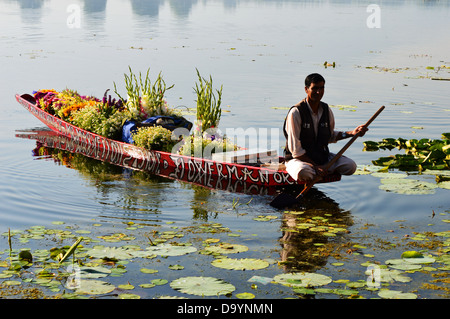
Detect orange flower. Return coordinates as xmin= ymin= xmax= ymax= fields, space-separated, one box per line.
xmin=61 ymin=100 xmax=97 ymax=118
xmin=39 ymin=89 xmax=58 ymax=94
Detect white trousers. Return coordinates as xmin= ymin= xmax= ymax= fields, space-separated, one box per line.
xmin=285 ymin=153 xmax=357 ymax=182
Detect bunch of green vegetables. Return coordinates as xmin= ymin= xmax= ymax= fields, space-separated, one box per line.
xmin=194 ymin=68 xmax=222 ymax=133
xmin=114 ymin=67 xmax=176 ymax=121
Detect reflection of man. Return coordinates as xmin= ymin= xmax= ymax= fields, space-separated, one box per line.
xmin=278 ymin=191 xmax=350 ymax=273
xmin=283 ymin=73 xmax=367 ymax=181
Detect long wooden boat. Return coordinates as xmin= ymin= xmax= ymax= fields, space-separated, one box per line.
xmin=15 ymin=93 xmax=341 ymax=190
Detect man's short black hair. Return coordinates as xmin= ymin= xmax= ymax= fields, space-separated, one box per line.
xmin=305 ymin=73 xmax=325 ymax=88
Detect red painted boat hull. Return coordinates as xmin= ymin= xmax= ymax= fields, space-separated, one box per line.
xmin=16 ymin=93 xmax=341 ymax=189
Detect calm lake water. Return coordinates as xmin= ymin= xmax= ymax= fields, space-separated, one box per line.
xmin=0 ymin=0 xmax=449 ymax=301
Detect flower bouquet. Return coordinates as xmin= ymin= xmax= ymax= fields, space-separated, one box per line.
xmin=34 ymin=88 xmax=129 ymax=139
xmin=33 ymin=68 xmax=181 ymax=141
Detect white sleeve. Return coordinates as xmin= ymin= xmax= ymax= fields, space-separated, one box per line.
xmin=285 ymin=108 xmax=306 ymax=158
xmin=328 ymin=107 xmax=340 ymax=143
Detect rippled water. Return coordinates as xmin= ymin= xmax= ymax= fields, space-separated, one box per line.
xmin=0 ymin=0 xmax=449 ymax=300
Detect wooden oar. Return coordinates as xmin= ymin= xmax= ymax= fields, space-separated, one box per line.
xmin=270 ymin=105 xmax=385 ymax=209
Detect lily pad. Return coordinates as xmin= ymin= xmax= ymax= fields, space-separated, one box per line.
xmin=378 ymin=289 xmax=417 ymax=299
xmin=329 ymin=104 xmax=357 ymax=111
xmin=75 ymin=280 xmax=115 ymax=295
xmin=168 ymin=264 xmax=184 ymax=270
xmin=248 ymin=276 xmax=273 ymax=285
xmin=118 ymin=284 xmax=134 ymax=290
xmin=86 ymin=246 xmax=137 ymax=260
xmin=401 ymin=251 xmax=423 ymax=258
xmin=170 ymin=276 xmax=235 ymax=296
xmin=3 ymin=280 xmax=21 ymax=286
xmin=404 ymin=257 xmax=436 ymax=264
xmin=203 ymin=243 xmax=248 ymax=254
xmin=364 ymin=267 xmax=411 ymax=283
xmin=384 ymin=256 xmax=434 ymax=270
xmin=292 ymin=287 xmax=316 ymax=295
xmin=273 ymin=272 xmax=332 ymax=288
xmin=422 ymin=169 xmax=450 ymax=177
xmin=371 ymin=172 xmax=408 ymax=179
xmin=151 ymin=279 xmax=168 ymax=286
xmin=119 ymin=293 xmax=140 ymax=299
xmin=438 ymin=181 xmax=450 ymax=189
xmin=140 ymin=268 xmax=158 ymax=274
xmin=139 ymin=283 xmax=156 ymax=288
xmin=79 ymin=266 xmax=111 ymax=278
xmin=236 ymin=292 xmax=255 ymax=299
xmin=379 ymin=178 xmax=437 ymax=195
xmin=253 ymin=215 xmax=278 ymax=222
xmin=145 ymin=244 xmax=197 ymax=257
xmin=211 ymin=258 xmax=269 ymax=270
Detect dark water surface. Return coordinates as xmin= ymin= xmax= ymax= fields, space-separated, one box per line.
xmin=0 ymin=0 xmax=449 ymax=300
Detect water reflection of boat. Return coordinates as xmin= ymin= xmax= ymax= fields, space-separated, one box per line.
xmin=16 ymin=129 xmax=275 ymax=196
xmin=15 ymin=93 xmax=341 ymax=195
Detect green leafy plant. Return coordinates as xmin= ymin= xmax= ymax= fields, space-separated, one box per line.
xmin=139 ymin=69 xmax=175 ymax=117
xmin=113 ymin=67 xmax=175 ymax=120
xmin=194 ymin=68 xmax=222 ymax=133
xmin=132 ymin=126 xmax=178 ymax=152
xmin=58 ymin=237 xmax=83 ymax=264
xmin=177 ymin=135 xmax=237 ymax=158
xmin=363 ymin=133 xmax=450 ymax=171
xmin=71 ymin=103 xmax=129 ymax=139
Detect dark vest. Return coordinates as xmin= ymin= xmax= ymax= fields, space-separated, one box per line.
xmin=283 ymin=99 xmax=331 ymax=165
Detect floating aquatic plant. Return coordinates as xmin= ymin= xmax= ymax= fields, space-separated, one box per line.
xmin=86 ymin=246 xmax=140 ymax=260
xmin=1 ymin=206 xmax=448 ymax=299
xmin=272 ymin=272 xmax=333 ymax=288
xmin=236 ymin=292 xmax=255 ymax=299
xmin=203 ymin=243 xmax=248 ymax=255
xmin=378 ymin=289 xmax=417 ymax=299
xmin=170 ymin=276 xmax=235 ymax=296
xmin=145 ymin=243 xmax=197 ymax=257
xmin=211 ymin=258 xmax=270 ymax=271
xmin=329 ymin=104 xmax=357 ymax=111
xmin=363 ymin=134 xmax=450 ymax=171
xmin=58 ymin=237 xmax=83 ymax=264
xmin=75 ymin=279 xmax=115 ymax=295
xmin=361 ymin=134 xmax=450 ymax=194
xmin=378 ymin=178 xmax=438 ymax=195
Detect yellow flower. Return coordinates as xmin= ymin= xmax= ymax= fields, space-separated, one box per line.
xmin=61 ymin=100 xmax=97 ymax=118
xmin=39 ymin=89 xmax=58 ymax=94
